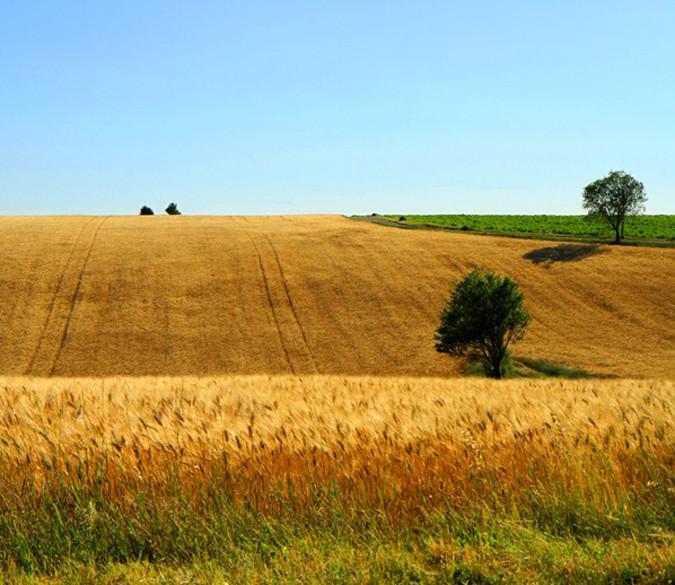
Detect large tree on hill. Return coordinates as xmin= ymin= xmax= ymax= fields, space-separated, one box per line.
xmin=435 ymin=270 xmax=530 ymax=379
xmin=582 ymin=171 xmax=647 ymax=244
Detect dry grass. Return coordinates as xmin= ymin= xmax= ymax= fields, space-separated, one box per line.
xmin=0 ymin=215 xmax=673 ymax=378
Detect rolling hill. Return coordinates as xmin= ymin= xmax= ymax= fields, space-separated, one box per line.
xmin=0 ymin=214 xmax=673 ymax=378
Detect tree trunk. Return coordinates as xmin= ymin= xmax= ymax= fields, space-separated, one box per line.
xmin=491 ymin=353 xmax=503 ymax=379
xmin=613 ymin=225 xmax=621 ymax=244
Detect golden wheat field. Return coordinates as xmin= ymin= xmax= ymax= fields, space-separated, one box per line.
xmin=1 ymin=375 xmax=672 ymax=504
xmin=0 ymin=374 xmax=671 ymax=581
xmin=0 ymin=215 xmax=673 ymax=378
xmin=0 ymin=216 xmax=674 ymax=581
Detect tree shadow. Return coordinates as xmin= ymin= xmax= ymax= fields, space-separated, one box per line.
xmin=523 ymin=244 xmax=605 ymax=265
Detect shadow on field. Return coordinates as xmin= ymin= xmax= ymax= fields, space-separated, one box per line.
xmin=524 ymin=244 xmax=605 ymax=265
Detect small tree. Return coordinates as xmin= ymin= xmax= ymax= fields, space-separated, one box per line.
xmin=165 ymin=202 xmax=182 ymax=215
xmin=435 ymin=270 xmax=530 ymax=379
xmin=582 ymin=170 xmax=647 ymax=244
xmin=139 ymin=205 xmax=154 ymax=215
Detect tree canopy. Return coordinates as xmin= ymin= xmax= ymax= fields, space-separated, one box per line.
xmin=582 ymin=171 xmax=647 ymax=244
xmin=165 ymin=202 xmax=182 ymax=215
xmin=435 ymin=270 xmax=530 ymax=379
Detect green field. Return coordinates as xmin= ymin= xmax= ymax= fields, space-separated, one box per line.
xmin=376 ymin=214 xmax=675 ymax=244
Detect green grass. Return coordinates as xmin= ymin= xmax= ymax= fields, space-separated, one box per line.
xmin=1 ymin=478 xmax=672 ymax=584
xmin=463 ymin=356 xmax=594 ymax=379
xmin=6 ymin=532 xmax=674 ymax=584
xmin=368 ymin=214 xmax=675 ymax=246
xmin=517 ymin=357 xmax=594 ymax=378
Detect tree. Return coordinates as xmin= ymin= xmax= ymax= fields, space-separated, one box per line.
xmin=435 ymin=270 xmax=530 ymax=379
xmin=139 ymin=205 xmax=154 ymax=215
xmin=165 ymin=202 xmax=182 ymax=215
xmin=582 ymin=171 xmax=647 ymax=244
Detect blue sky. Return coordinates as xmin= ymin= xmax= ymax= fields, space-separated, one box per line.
xmin=1 ymin=1 xmax=673 ymax=215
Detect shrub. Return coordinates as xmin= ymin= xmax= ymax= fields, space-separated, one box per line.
xmin=165 ymin=202 xmax=182 ymax=215
xmin=139 ymin=206 xmax=154 ymax=215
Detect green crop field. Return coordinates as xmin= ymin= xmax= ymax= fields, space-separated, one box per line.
xmin=378 ymin=214 xmax=675 ymax=244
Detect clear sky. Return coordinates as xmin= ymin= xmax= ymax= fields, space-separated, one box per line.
xmin=1 ymin=1 xmax=673 ymax=215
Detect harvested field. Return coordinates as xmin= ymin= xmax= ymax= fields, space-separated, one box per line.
xmin=0 ymin=215 xmax=673 ymax=378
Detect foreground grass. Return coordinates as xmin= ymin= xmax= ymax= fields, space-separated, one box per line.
xmin=0 ymin=377 xmax=672 ymax=583
xmin=6 ymin=525 xmax=674 ymax=584
xmin=371 ymin=214 xmax=675 ymax=246
xmin=2 ymin=477 xmax=673 ymax=584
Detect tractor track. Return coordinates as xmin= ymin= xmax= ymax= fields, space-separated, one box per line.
xmin=48 ymin=216 xmax=108 ymax=375
xmin=26 ymin=217 xmax=99 ymax=375
xmin=231 ymin=218 xmax=296 ymax=374
xmin=253 ymin=244 xmax=296 ymax=374
xmin=264 ymin=234 xmax=317 ymax=372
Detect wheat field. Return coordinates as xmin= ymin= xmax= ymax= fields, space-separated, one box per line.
xmin=1 ymin=215 xmax=674 ymax=581
xmin=3 ymin=375 xmax=672 ymax=493
xmin=0 ymin=215 xmax=673 ymax=378
xmin=0 ymin=376 xmax=672 ymax=581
